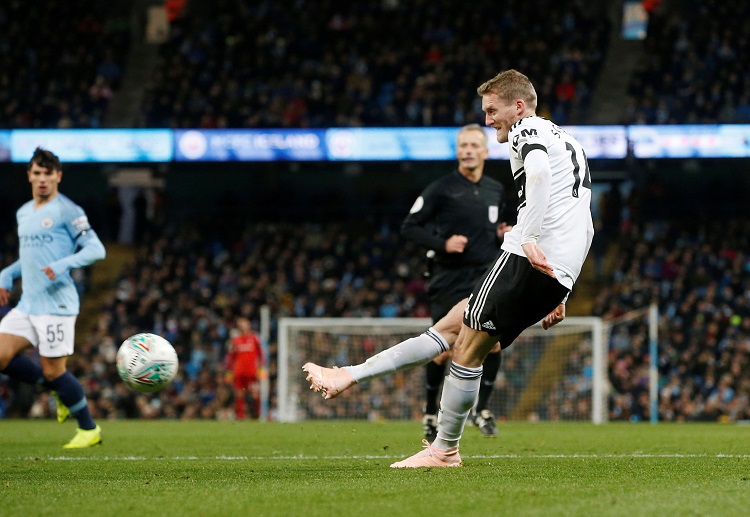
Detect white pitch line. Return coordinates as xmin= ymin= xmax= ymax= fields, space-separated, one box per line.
xmin=1 ymin=453 xmax=749 ymax=461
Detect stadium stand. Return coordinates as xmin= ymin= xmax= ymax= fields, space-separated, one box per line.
xmin=140 ymin=0 xmax=611 ymax=128
xmin=0 ymin=1 xmax=132 ymax=129
xmin=624 ymin=0 xmax=750 ymax=124
xmin=2 ymin=1 xmax=750 ymax=425
xmin=593 ymin=218 xmax=750 ymax=422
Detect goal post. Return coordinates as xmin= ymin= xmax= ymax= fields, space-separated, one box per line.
xmin=278 ymin=317 xmax=432 ymax=422
xmin=277 ymin=316 xmax=608 ymax=423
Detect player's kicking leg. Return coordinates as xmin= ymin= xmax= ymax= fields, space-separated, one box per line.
xmin=303 ymin=300 xmax=466 ymax=399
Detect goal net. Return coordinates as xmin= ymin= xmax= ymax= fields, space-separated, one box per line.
xmin=278 ymin=316 xmax=607 ymax=423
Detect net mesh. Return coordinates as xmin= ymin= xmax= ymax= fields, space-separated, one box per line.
xmin=283 ymin=318 xmax=602 ymax=422
xmin=602 ymin=307 xmax=654 ymax=422
xmin=493 ymin=324 xmax=596 ymax=422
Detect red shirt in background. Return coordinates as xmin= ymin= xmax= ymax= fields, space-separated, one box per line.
xmin=227 ymin=332 xmax=263 ymax=377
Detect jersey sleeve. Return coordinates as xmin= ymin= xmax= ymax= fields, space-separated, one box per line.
xmin=0 ymin=260 xmax=21 ymax=290
xmin=62 ymin=203 xmax=92 ymax=240
xmin=400 ymin=182 xmax=446 ymax=251
xmin=510 ymin=120 xmax=552 ymax=246
xmin=48 ymin=203 xmax=106 ymax=275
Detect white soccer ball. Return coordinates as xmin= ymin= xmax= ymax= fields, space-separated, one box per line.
xmin=116 ymin=333 xmax=179 ymax=393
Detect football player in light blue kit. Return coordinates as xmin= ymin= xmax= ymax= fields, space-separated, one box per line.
xmin=0 ymin=147 xmax=106 ymax=448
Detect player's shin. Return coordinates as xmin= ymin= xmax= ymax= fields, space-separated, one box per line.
xmin=345 ymin=327 xmax=449 ymax=383
xmin=47 ymin=372 xmax=96 ymax=430
xmin=433 ymin=363 xmax=482 ymax=450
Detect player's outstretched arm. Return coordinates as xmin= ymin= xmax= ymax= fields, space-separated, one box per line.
xmin=48 ymin=231 xmax=106 ymax=277
xmin=0 ymin=260 xmax=21 ymax=304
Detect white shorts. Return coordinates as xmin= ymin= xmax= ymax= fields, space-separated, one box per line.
xmin=0 ymin=308 xmax=77 ymax=358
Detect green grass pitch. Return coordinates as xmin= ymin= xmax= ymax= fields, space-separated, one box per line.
xmin=1 ymin=419 xmax=749 ymax=516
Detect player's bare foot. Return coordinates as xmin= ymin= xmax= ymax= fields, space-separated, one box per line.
xmin=302 ymin=363 xmax=355 ymax=399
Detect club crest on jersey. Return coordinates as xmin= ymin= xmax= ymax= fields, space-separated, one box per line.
xmin=488 ymin=205 xmax=498 ymax=223
xmin=409 ymin=196 xmax=424 ymax=214
xmin=41 ymin=217 xmax=53 ymax=229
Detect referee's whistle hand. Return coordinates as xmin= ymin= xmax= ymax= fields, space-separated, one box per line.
xmin=445 ymin=235 xmax=468 ymax=253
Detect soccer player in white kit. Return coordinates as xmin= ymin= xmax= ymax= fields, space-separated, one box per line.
xmin=303 ymin=69 xmax=593 ymax=467
xmin=0 ymin=148 xmax=106 ymax=448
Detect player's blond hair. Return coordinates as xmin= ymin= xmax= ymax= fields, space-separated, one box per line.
xmin=458 ymin=123 xmax=488 ymax=148
xmin=477 ymin=69 xmax=537 ymax=111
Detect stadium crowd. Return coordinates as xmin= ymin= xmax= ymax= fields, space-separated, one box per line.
xmin=624 ymin=0 xmax=750 ymax=124
xmin=3 ymin=206 xmax=748 ymax=424
xmin=0 ymin=221 xmax=433 ymax=420
xmin=593 ymin=218 xmax=750 ymax=422
xmin=0 ymin=1 xmax=130 ymax=129
xmin=141 ymin=0 xmax=611 ymax=128
xmin=2 ymin=0 xmax=749 ymax=426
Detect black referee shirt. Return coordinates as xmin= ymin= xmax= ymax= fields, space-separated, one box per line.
xmin=401 ymin=170 xmax=507 ymax=269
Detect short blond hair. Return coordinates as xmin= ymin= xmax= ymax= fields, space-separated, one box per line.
xmin=457 ymin=123 xmax=488 ymax=148
xmin=477 ymin=69 xmax=537 ymax=111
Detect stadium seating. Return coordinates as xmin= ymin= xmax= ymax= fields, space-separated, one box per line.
xmin=141 ymin=0 xmax=611 ymax=127
xmin=0 ymin=1 xmax=130 ymax=128
xmin=624 ymin=0 xmax=750 ymax=124
xmin=593 ymin=219 xmax=750 ymax=422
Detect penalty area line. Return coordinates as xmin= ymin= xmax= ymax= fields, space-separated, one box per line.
xmin=1 ymin=453 xmax=750 ymax=461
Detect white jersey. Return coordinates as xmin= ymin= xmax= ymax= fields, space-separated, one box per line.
xmin=501 ymin=116 xmax=594 ymax=290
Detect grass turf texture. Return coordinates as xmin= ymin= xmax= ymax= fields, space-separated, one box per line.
xmin=1 ymin=420 xmax=749 ymax=517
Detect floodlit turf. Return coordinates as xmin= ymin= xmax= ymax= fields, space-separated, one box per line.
xmin=1 ymin=420 xmax=749 ymax=517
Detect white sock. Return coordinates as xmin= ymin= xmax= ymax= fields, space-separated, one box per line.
xmin=343 ymin=328 xmax=449 ymax=383
xmin=433 ymin=363 xmax=482 ymax=450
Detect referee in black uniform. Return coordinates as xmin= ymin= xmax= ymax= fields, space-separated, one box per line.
xmin=401 ymin=123 xmax=512 ymax=442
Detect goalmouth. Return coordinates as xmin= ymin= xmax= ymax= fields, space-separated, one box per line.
xmin=278 ymin=316 xmax=608 ymax=424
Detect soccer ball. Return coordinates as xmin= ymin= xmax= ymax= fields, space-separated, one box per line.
xmin=116 ymin=333 xmax=178 ymax=393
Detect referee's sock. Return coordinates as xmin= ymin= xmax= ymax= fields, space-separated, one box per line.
xmin=475 ymin=350 xmax=501 ymax=413
xmin=424 ymin=360 xmax=447 ymax=415
xmin=47 ymin=372 xmax=96 ymax=430
xmin=1 ymin=355 xmax=45 ymax=384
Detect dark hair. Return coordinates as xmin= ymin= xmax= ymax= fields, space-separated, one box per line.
xmin=29 ymin=147 xmax=62 ymax=171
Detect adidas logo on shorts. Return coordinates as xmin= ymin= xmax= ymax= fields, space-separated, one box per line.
xmin=481 ymin=320 xmax=496 ymax=330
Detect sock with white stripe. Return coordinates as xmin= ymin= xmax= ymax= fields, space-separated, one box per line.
xmin=47 ymin=372 xmax=96 ymax=430
xmin=345 ymin=328 xmax=450 ymax=384
xmin=433 ymin=363 xmax=482 ymax=450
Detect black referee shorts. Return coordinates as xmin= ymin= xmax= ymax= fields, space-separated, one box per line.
xmin=463 ymin=250 xmax=570 ymax=349
xmin=428 ymin=265 xmax=488 ymax=322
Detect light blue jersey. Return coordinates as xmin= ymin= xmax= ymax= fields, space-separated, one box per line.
xmin=0 ymin=194 xmax=106 ymax=315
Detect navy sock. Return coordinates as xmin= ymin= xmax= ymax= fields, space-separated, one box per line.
xmin=476 ymin=351 xmax=501 ymax=412
xmin=47 ymin=372 xmax=96 ymax=430
xmin=2 ymin=355 xmax=45 ymax=385
xmin=425 ymin=360 xmax=447 ymax=415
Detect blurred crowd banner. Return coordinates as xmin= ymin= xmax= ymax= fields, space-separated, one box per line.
xmin=9 ymin=130 xmax=173 ymax=163
xmin=2 ymin=126 xmax=750 ymax=163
